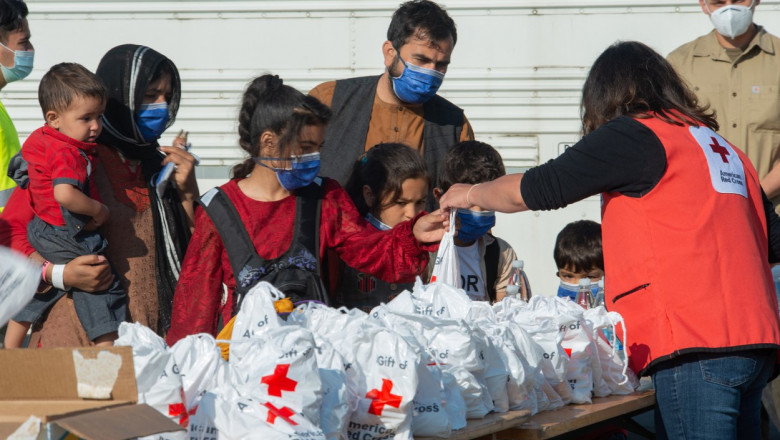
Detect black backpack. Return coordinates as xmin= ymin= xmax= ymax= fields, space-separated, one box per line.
xmin=199 ymin=181 xmax=329 ymax=314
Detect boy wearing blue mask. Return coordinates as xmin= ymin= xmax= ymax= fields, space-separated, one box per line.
xmin=554 ymin=220 xmax=605 ymax=300
xmin=430 ymin=140 xmax=518 ymax=302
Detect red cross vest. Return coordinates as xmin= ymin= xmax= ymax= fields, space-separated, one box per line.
xmin=601 ymin=114 xmax=780 ymax=376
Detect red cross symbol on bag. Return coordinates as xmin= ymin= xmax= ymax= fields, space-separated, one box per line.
xmin=366 ymin=378 xmax=403 ymax=415
xmin=264 ymin=402 xmax=298 ymax=426
xmin=261 ymin=363 xmax=298 ymax=397
xmin=709 ymin=137 xmax=730 ymax=164
xmin=168 ymin=403 xmax=198 ymax=427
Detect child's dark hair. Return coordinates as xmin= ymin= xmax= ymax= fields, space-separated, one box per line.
xmin=345 ymin=143 xmax=429 ymax=217
xmin=232 ymin=74 xmax=331 ymax=179
xmin=554 ymin=220 xmax=604 ymax=273
xmin=438 ymin=140 xmax=505 ymax=192
xmin=38 ymin=63 xmax=107 ymax=116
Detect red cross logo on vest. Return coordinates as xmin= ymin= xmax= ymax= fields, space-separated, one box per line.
xmin=366 ymin=378 xmax=403 ymax=415
xmin=709 ymin=137 xmax=730 ymax=164
xmin=261 ymin=364 xmax=298 ymax=397
xmin=264 ymin=402 xmax=298 ymax=426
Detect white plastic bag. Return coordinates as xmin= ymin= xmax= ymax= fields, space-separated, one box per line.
xmin=347 ymin=322 xmax=420 ymax=440
xmin=583 ymin=306 xmax=639 ymax=395
xmin=230 ymin=325 xmax=322 ymax=427
xmin=115 ymin=323 xmax=188 ymax=434
xmin=313 ymin=337 xmax=352 ymax=440
xmin=387 ymin=278 xmax=472 ymax=320
xmin=228 ymin=281 xmax=285 ymax=360
xmin=429 ymin=210 xmax=459 ymax=286
xmin=213 ymin=392 xmax=326 ymax=440
xmin=0 ymin=246 xmax=40 ymax=328
xmin=170 ymin=334 xmax=231 ymax=440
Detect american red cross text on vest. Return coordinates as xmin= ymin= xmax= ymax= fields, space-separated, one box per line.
xmin=264 ymin=402 xmax=298 ymax=425
xmin=261 ymin=364 xmax=298 ymax=397
xmin=366 ymin=378 xmax=403 ymax=415
xmin=709 ymin=136 xmax=730 ymax=163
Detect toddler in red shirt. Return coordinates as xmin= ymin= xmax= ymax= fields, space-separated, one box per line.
xmin=5 ymin=63 xmax=126 ymax=348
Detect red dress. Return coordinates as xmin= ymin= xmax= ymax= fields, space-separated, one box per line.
xmin=166 ymin=178 xmax=433 ymax=344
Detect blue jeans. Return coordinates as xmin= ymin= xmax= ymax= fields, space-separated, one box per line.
xmin=652 ymin=349 xmax=776 ymax=440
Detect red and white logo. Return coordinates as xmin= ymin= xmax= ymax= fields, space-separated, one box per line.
xmin=365 ymin=378 xmax=403 ymax=416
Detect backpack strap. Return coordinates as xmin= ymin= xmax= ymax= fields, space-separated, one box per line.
xmin=199 ymin=180 xmax=325 ymax=308
xmin=199 ymin=188 xmax=266 ymax=304
xmin=291 ymin=178 xmax=324 ymax=276
xmin=485 ymin=234 xmax=500 ymax=302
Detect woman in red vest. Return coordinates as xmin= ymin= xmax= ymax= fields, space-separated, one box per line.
xmin=441 ymin=41 xmax=780 ymax=439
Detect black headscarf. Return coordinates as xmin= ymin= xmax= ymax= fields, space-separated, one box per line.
xmin=96 ymin=44 xmax=190 ymax=333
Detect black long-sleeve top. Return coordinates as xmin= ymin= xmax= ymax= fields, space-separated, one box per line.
xmin=520 ymin=116 xmax=780 ymax=264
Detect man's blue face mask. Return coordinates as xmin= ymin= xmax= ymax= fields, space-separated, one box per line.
xmin=456 ymin=208 xmax=496 ymax=243
xmin=390 ymin=55 xmax=444 ymax=105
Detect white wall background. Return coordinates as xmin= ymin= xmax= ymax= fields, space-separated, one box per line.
xmin=5 ymin=0 xmax=780 ymax=295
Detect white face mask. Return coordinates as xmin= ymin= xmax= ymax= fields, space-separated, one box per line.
xmin=707 ymin=1 xmax=754 ymax=39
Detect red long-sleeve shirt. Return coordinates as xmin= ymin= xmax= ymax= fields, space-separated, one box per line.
xmin=1 ymin=185 xmax=35 ymax=255
xmin=166 ymin=178 xmax=433 ymax=344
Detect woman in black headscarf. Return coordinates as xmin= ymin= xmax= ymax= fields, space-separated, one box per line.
xmin=3 ymin=44 xmax=196 ymax=345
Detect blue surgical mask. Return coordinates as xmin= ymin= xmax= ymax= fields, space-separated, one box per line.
xmin=456 ymin=208 xmax=495 ymax=243
xmin=0 ymin=42 xmax=33 ymax=83
xmin=390 ymin=55 xmax=444 ymax=105
xmin=557 ymin=280 xmax=600 ymax=300
xmin=136 ymin=102 xmax=170 ymax=142
xmin=254 ymin=152 xmax=321 ymax=191
xmin=557 ymin=280 xmax=579 ymax=300
xmin=366 ymin=213 xmax=392 ymax=231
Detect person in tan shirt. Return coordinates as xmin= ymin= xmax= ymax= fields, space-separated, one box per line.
xmin=668 ymin=0 xmax=780 ymax=202
xmin=309 ymin=0 xmax=473 ymax=211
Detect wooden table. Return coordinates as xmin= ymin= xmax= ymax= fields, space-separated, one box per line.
xmin=419 ymin=389 xmax=655 ymax=440
xmin=503 ymin=390 xmax=655 ymax=439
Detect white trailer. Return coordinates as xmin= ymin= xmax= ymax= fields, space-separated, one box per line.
xmin=6 ymin=1 xmax=780 ymax=294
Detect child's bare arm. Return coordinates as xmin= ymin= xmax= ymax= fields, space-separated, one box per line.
xmin=53 ymin=183 xmax=109 ymax=226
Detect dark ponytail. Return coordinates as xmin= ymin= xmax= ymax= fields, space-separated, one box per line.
xmin=231 ymin=74 xmax=331 ymax=179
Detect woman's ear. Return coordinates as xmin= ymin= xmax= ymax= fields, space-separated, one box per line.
xmin=362 ymin=185 xmax=375 ymax=207
xmin=433 ymin=187 xmax=443 ymax=200
xmin=259 ymin=131 xmax=279 ymax=156
xmin=45 ymin=110 xmax=60 ymax=129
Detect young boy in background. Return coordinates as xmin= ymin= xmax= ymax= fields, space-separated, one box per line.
xmin=554 ymin=220 xmax=604 ymax=300
xmin=430 ymin=140 xmax=519 ymax=302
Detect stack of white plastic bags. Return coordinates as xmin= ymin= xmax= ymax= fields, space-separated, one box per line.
xmin=115 ymin=277 xmax=638 ymax=440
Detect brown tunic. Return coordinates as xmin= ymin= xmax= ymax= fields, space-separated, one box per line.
xmin=29 ymin=145 xmax=160 ymax=347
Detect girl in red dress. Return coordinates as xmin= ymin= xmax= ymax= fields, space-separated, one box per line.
xmin=166 ymin=75 xmax=447 ymax=344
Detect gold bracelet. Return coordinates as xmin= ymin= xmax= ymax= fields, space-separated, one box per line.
xmin=466 ymin=183 xmax=481 ymax=206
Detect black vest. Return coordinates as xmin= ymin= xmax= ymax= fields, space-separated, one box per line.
xmin=320 ymin=75 xmax=465 ymax=212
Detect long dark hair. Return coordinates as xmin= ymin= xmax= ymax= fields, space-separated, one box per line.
xmin=345 ymin=143 xmax=429 ymax=218
xmin=580 ymin=41 xmax=718 ymax=135
xmin=232 ymin=74 xmax=331 ymax=179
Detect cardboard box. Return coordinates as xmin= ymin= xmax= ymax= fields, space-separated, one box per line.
xmin=0 ymin=346 xmax=183 ymax=440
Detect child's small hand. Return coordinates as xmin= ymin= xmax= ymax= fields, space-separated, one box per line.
xmin=412 ymin=209 xmax=449 ymax=243
xmin=93 ymin=203 xmax=110 ymax=227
